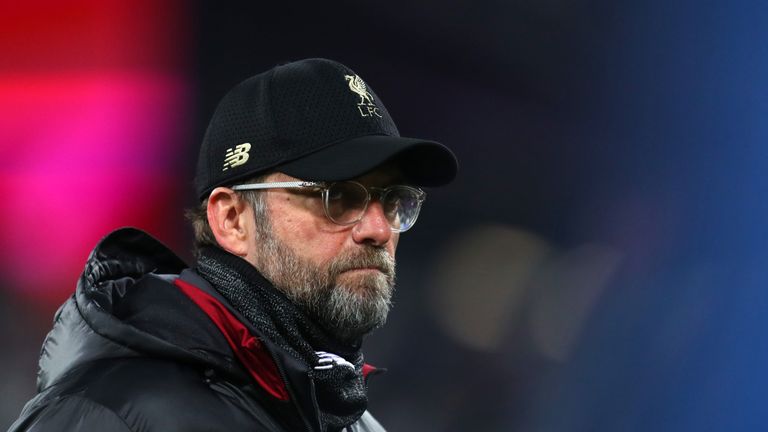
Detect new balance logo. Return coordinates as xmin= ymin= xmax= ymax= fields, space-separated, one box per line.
xmin=314 ymin=351 xmax=355 ymax=371
xmin=222 ymin=143 xmax=251 ymax=171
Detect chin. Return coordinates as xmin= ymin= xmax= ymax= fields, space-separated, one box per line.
xmin=336 ymin=271 xmax=390 ymax=294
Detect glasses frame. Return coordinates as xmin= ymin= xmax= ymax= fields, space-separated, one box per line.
xmin=230 ymin=180 xmax=426 ymax=233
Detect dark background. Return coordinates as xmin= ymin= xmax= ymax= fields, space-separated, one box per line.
xmin=2 ymin=1 xmax=767 ymax=430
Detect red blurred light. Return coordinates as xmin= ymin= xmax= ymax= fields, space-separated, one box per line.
xmin=0 ymin=0 xmax=191 ymax=306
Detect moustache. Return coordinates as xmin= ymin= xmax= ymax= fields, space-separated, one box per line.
xmin=326 ymin=248 xmax=396 ymax=280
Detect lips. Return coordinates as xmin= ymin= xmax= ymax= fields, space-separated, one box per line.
xmin=337 ymin=265 xmax=393 ymax=281
xmin=341 ymin=267 xmax=386 ymax=274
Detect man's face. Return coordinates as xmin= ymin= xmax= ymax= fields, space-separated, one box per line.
xmin=245 ymin=168 xmax=400 ymax=342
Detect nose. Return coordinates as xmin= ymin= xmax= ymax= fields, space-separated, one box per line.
xmin=351 ymin=200 xmax=392 ymax=246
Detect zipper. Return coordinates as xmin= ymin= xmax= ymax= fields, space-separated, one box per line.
xmin=267 ymin=342 xmax=316 ymax=432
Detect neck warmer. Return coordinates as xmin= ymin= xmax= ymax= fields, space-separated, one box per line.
xmin=196 ymin=247 xmax=367 ymax=432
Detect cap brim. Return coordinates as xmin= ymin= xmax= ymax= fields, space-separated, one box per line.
xmin=275 ymin=135 xmax=458 ymax=187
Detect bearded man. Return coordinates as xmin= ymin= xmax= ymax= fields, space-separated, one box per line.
xmin=9 ymin=58 xmax=457 ymax=432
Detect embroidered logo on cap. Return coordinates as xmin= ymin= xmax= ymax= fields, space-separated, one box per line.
xmin=222 ymin=143 xmax=251 ymax=171
xmin=345 ymin=74 xmax=382 ymax=118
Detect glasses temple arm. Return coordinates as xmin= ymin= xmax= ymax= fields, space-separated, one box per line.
xmin=231 ymin=181 xmax=322 ymax=191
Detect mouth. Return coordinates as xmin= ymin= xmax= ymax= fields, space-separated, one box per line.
xmin=338 ymin=265 xmax=393 ymax=279
xmin=341 ymin=267 xmax=385 ymax=274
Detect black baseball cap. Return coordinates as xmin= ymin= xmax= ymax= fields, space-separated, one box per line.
xmin=194 ymin=58 xmax=458 ymax=200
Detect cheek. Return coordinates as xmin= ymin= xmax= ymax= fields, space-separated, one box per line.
xmin=389 ymin=234 xmax=399 ymax=257
xmin=271 ymin=207 xmax=346 ymax=262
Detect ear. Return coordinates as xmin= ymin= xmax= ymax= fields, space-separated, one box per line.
xmin=207 ymin=187 xmax=252 ymax=257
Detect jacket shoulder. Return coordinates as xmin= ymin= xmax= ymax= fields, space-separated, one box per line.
xmin=9 ymin=395 xmax=132 ymax=432
xmin=12 ymin=357 xmax=287 ymax=432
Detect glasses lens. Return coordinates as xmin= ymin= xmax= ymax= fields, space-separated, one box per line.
xmin=324 ymin=182 xmax=369 ymax=224
xmin=382 ymin=186 xmax=423 ymax=232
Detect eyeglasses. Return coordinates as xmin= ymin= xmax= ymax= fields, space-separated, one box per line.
xmin=231 ymin=180 xmax=426 ymax=232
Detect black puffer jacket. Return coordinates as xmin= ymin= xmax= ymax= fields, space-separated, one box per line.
xmin=8 ymin=228 xmax=385 ymax=432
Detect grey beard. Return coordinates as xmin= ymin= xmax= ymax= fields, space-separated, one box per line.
xmin=254 ymin=227 xmax=395 ymax=343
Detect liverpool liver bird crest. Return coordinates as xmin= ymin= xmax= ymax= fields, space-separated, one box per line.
xmin=345 ymin=74 xmax=375 ymax=105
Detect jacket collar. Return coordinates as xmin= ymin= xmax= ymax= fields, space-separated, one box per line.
xmin=177 ymin=269 xmax=323 ymax=432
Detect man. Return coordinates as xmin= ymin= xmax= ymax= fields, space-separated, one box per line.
xmin=8 ymin=58 xmax=457 ymax=432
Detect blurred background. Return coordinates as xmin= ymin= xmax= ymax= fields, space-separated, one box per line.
xmin=1 ymin=1 xmax=767 ymax=430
